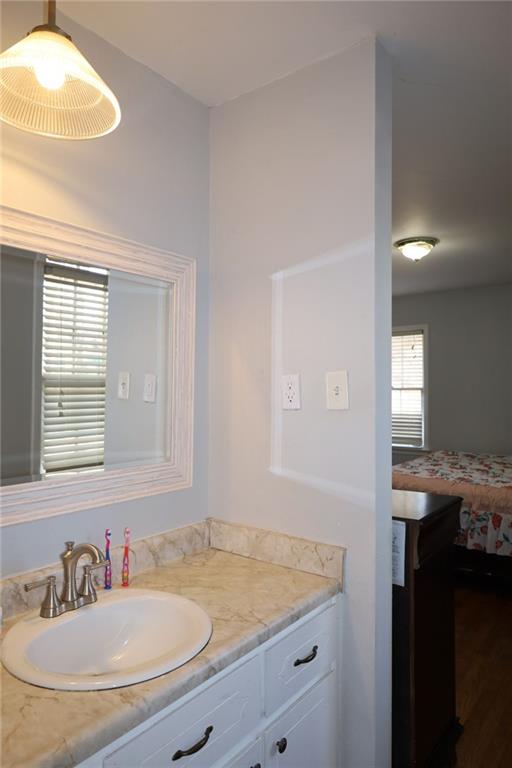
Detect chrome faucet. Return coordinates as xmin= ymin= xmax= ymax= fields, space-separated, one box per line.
xmin=24 ymin=541 xmax=107 ymax=618
xmin=60 ymin=541 xmax=106 ymax=610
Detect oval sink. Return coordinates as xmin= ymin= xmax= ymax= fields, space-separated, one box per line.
xmin=1 ymin=589 xmax=212 ymax=691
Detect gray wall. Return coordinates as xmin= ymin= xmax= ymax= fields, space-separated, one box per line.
xmin=0 ymin=2 xmax=209 ymax=574
xmin=104 ymin=272 xmax=169 ymax=468
xmin=210 ymin=40 xmax=392 ymax=768
xmin=393 ymin=283 xmax=512 ymax=454
xmin=0 ymin=247 xmax=42 ymax=482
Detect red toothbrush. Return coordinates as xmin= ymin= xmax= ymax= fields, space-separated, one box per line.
xmin=122 ymin=527 xmax=130 ymax=587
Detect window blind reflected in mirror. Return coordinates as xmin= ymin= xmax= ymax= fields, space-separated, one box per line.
xmin=42 ymin=260 xmax=109 ymax=473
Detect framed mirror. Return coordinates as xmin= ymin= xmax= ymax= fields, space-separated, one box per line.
xmin=0 ymin=206 xmax=195 ymax=526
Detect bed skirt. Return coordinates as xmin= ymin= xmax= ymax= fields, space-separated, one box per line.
xmin=393 ymin=451 xmax=512 ymax=557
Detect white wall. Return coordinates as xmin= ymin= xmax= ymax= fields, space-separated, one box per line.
xmin=0 ymin=2 xmax=209 ymax=575
xmin=210 ymin=39 xmax=392 ymax=768
xmin=393 ymin=283 xmax=512 ymax=455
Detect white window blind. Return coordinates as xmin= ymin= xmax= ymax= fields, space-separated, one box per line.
xmin=392 ymin=330 xmax=425 ymax=447
xmin=42 ymin=261 xmax=108 ymax=473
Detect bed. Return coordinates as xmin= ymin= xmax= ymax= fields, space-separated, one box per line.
xmin=392 ymin=451 xmax=512 ymax=557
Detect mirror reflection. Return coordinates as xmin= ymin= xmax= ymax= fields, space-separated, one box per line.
xmin=1 ymin=245 xmax=172 ymax=486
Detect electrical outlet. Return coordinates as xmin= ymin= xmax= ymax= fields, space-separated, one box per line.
xmin=281 ymin=374 xmax=301 ymax=410
xmin=326 ymin=370 xmax=349 ymax=410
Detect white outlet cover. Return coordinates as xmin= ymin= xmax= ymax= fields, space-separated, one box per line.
xmin=326 ymin=370 xmax=349 ymax=410
xmin=281 ymin=374 xmax=301 ymax=410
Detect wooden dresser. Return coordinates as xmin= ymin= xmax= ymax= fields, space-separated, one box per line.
xmin=392 ymin=489 xmax=463 ymax=768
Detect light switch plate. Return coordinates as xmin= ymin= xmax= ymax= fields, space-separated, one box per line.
xmin=117 ymin=371 xmax=130 ymax=400
xmin=281 ymin=374 xmax=301 ymax=410
xmin=326 ymin=370 xmax=349 ymax=410
xmin=143 ymin=373 xmax=157 ymax=403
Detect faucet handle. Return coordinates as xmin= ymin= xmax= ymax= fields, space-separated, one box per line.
xmin=79 ymin=560 xmax=109 ymax=604
xmin=24 ymin=575 xmax=64 ymax=619
xmin=24 ymin=575 xmax=56 ymax=591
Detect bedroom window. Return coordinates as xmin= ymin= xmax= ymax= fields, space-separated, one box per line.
xmin=392 ymin=328 xmax=427 ymax=448
xmin=41 ymin=259 xmax=109 ymax=474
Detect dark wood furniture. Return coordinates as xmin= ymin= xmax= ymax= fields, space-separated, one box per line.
xmin=392 ymin=489 xmax=463 ymax=768
xmin=451 ymin=545 xmax=512 ymax=593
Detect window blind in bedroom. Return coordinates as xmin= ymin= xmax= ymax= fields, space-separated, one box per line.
xmin=41 ymin=260 xmax=109 ymax=473
xmin=392 ymin=329 xmax=425 ymax=447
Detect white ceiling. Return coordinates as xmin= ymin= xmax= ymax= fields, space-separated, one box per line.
xmin=59 ymin=1 xmax=512 ymax=295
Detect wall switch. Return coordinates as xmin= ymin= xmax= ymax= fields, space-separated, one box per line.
xmin=117 ymin=371 xmax=130 ymax=400
xmin=143 ymin=373 xmax=157 ymax=403
xmin=281 ymin=374 xmax=301 ymax=410
xmin=326 ymin=370 xmax=349 ymax=410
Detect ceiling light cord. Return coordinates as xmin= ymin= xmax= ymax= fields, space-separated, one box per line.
xmin=47 ymin=0 xmax=56 ymax=27
xmin=30 ymin=0 xmax=71 ymax=40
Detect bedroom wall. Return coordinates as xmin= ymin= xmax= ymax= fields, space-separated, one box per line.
xmin=210 ymin=39 xmax=392 ymax=768
xmin=393 ymin=282 xmax=512 ymax=455
xmin=0 ymin=2 xmax=209 ymax=575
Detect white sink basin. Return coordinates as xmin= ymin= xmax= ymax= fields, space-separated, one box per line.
xmin=1 ymin=588 xmax=212 ymax=691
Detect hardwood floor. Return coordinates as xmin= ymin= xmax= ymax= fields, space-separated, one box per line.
xmin=454 ymin=583 xmax=512 ymax=768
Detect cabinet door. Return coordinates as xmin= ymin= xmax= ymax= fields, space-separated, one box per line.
xmin=104 ymin=657 xmax=261 ymax=768
xmin=224 ymin=738 xmax=264 ymax=768
xmin=264 ymin=673 xmax=337 ymax=768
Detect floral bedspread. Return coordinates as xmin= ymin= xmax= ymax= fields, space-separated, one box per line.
xmin=393 ymin=451 xmax=512 ymax=556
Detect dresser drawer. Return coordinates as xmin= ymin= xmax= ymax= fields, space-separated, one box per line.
xmin=264 ymin=604 xmax=336 ymax=715
xmin=104 ymin=657 xmax=261 ymax=768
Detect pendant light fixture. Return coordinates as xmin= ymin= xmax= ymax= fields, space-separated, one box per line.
xmin=394 ymin=237 xmax=439 ymax=262
xmin=0 ymin=0 xmax=121 ymax=139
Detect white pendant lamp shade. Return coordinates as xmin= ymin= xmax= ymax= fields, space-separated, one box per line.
xmin=0 ymin=28 xmax=121 ymax=140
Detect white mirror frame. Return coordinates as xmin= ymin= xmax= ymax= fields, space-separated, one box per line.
xmin=0 ymin=206 xmax=195 ymax=526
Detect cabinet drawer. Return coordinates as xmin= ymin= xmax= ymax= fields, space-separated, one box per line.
xmin=104 ymin=657 xmax=261 ymax=768
xmin=264 ymin=673 xmax=337 ymax=768
xmin=223 ymin=737 xmax=263 ymax=768
xmin=264 ymin=604 xmax=336 ymax=715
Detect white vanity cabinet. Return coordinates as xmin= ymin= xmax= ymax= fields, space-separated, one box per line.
xmin=80 ymin=597 xmax=340 ymax=768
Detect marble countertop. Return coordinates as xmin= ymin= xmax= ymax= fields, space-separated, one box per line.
xmin=1 ymin=549 xmax=339 ymax=768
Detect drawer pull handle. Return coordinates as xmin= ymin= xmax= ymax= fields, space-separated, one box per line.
xmin=172 ymin=726 xmax=213 ymax=761
xmin=276 ymin=737 xmax=288 ymax=754
xmin=293 ymin=644 xmax=318 ymax=667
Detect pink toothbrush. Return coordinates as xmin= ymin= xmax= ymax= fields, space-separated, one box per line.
xmin=104 ymin=529 xmax=112 ymax=589
xmin=122 ymin=527 xmax=130 ymax=587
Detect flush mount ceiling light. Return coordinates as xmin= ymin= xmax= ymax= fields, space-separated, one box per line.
xmin=394 ymin=237 xmax=440 ymax=262
xmin=0 ymin=0 xmax=120 ymax=139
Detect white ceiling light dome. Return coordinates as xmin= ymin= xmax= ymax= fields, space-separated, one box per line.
xmin=394 ymin=237 xmax=440 ymax=262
